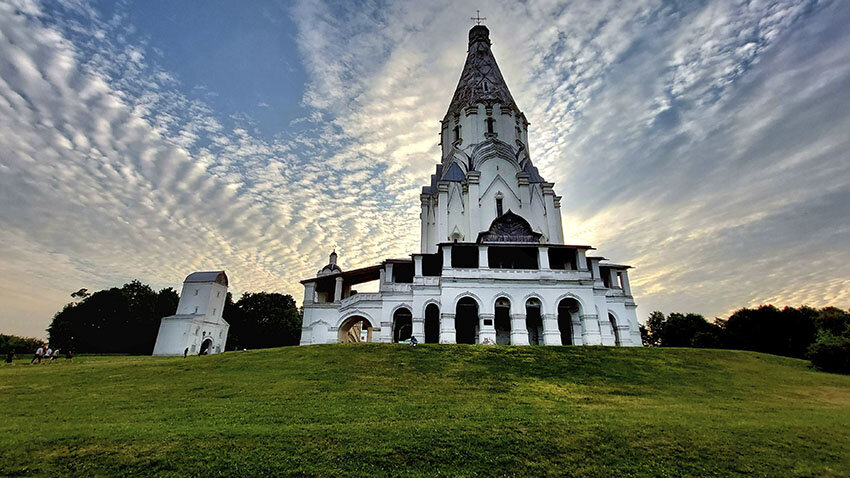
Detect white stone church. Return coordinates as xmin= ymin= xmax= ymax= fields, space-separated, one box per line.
xmin=300 ymin=24 xmax=641 ymax=347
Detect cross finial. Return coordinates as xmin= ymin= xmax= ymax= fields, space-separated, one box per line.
xmin=470 ymin=10 xmax=486 ymax=26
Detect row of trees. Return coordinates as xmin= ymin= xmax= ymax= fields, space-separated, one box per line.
xmin=641 ymin=305 xmax=850 ymax=373
xmin=44 ymin=281 xmax=301 ymax=354
xmin=0 ymin=334 xmax=44 ymax=355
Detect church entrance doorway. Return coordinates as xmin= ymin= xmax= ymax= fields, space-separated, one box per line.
xmin=339 ymin=316 xmax=374 ymax=343
xmin=494 ymin=297 xmax=511 ymax=345
xmin=609 ymin=313 xmax=621 ymax=346
xmin=199 ymin=338 xmax=212 ymax=355
xmin=456 ymin=297 xmax=479 ymax=344
xmin=558 ymin=298 xmax=580 ymax=345
xmin=526 ymin=299 xmax=543 ymax=345
xmin=393 ymin=308 xmax=413 ymax=343
xmin=424 ymin=304 xmax=440 ymax=343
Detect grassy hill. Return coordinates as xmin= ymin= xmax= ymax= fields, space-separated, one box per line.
xmin=2 ymin=345 xmax=849 ymax=477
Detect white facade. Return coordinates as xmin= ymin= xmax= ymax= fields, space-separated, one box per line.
xmin=152 ymin=271 xmax=230 ymax=356
xmin=300 ymin=25 xmax=641 ymax=347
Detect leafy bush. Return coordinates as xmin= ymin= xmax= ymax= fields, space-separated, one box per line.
xmin=808 ymin=333 xmax=850 ymax=374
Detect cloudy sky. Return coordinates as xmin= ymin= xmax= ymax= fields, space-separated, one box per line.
xmin=1 ymin=0 xmax=849 ymax=338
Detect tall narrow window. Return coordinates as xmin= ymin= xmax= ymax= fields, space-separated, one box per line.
xmin=482 ymin=80 xmax=489 ymax=92
xmin=496 ymin=197 xmax=504 ymax=216
xmin=453 ymin=125 xmax=461 ymax=142
xmin=486 ymin=117 xmax=495 ymax=134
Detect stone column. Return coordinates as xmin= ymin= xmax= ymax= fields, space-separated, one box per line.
xmin=621 ymin=271 xmax=632 ymax=296
xmin=478 ymin=313 xmax=496 ymax=344
xmin=542 ymin=313 xmax=561 ymax=346
xmin=581 ymin=314 xmax=603 ymax=345
xmin=442 ymin=245 xmax=452 ymax=271
xmin=478 ymin=245 xmax=489 ymax=269
xmin=303 ymin=282 xmax=315 ymax=305
xmin=440 ymin=313 xmax=456 ymax=344
xmin=609 ymin=269 xmax=620 ymax=289
xmin=577 ymin=248 xmax=588 ymax=271
xmin=511 ymin=314 xmax=529 ymax=345
xmin=538 ymin=246 xmax=550 ymax=270
xmin=334 ymin=277 xmax=343 ymax=303
xmin=412 ymin=317 xmax=425 ymax=342
xmin=413 ymin=255 xmax=423 ymax=278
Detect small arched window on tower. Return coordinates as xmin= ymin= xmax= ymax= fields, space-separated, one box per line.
xmin=496 ymin=193 xmax=504 ymax=217
xmin=486 ymin=117 xmax=495 ymax=134
xmin=482 ymin=80 xmax=489 ymax=92
xmin=453 ymin=124 xmax=461 ymax=143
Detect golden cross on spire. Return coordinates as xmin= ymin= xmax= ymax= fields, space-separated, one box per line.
xmin=470 ymin=10 xmax=486 ymax=26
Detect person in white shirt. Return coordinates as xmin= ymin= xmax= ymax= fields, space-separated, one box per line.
xmin=50 ymin=349 xmax=60 ymax=362
xmin=31 ymin=346 xmax=44 ymax=364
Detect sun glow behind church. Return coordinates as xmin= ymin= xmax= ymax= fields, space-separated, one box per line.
xmin=1 ymin=0 xmax=850 ymax=338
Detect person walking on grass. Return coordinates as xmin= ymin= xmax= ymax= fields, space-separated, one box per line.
xmin=65 ymin=349 xmax=73 ymax=360
xmin=183 ymin=347 xmax=188 ymax=358
xmin=410 ymin=336 xmax=418 ymax=347
xmin=5 ymin=350 xmax=14 ymax=364
xmin=50 ymin=349 xmax=60 ymax=362
xmin=31 ymin=345 xmax=44 ymax=364
xmin=45 ymin=347 xmax=52 ymax=362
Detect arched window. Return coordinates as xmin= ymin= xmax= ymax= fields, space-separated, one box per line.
xmin=609 ymin=313 xmax=621 ymax=346
xmin=425 ymin=304 xmax=440 ymax=344
xmin=558 ymin=298 xmax=580 ymax=345
xmin=526 ymin=298 xmax=543 ymax=345
xmin=495 ymin=297 xmax=511 ymax=345
xmin=393 ymin=308 xmax=413 ymax=343
xmin=486 ymin=117 xmax=495 ymax=134
xmin=453 ymin=124 xmax=461 ymax=143
xmin=496 ymin=196 xmax=504 ymax=216
xmin=456 ymin=297 xmax=479 ymax=344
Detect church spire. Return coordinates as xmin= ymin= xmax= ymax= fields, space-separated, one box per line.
xmin=445 ymin=24 xmax=518 ymax=119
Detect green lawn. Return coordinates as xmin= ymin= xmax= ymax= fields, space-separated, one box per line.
xmin=1 ymin=345 xmax=849 ymax=477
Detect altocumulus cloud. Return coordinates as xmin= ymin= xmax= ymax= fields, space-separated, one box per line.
xmin=1 ymin=0 xmax=849 ymax=338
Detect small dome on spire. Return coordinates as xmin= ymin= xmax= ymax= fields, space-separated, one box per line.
xmin=468 ymin=25 xmax=491 ymax=46
xmin=318 ymin=250 xmax=342 ymax=276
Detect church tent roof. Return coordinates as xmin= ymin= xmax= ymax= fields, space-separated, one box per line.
xmin=445 ymin=25 xmax=518 ymax=118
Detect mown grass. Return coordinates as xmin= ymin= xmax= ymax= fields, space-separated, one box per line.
xmin=1 ymin=345 xmax=849 ymax=477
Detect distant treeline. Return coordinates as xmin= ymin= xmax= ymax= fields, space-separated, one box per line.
xmin=0 ymin=334 xmax=43 ymax=355
xmin=39 ymin=280 xmax=301 ymax=354
xmin=642 ymin=306 xmax=850 ymax=374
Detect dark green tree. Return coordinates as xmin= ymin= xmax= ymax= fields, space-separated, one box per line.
xmin=47 ymin=281 xmax=178 ymax=354
xmin=226 ymin=292 xmax=301 ymax=350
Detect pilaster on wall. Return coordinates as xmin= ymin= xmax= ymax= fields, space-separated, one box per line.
xmin=541 ymin=183 xmax=559 ymax=244
xmin=542 ymin=313 xmax=561 ymax=345
xmin=437 ymin=183 xmax=449 ymax=244
xmin=412 ymin=317 xmax=425 ymax=342
xmin=581 ymin=314 xmax=603 ymax=345
xmin=440 ymin=313 xmax=456 ymax=344
xmin=511 ymin=314 xmax=530 ymax=345
xmin=467 ymin=171 xmax=481 ymax=240
xmin=478 ymin=313 xmax=496 ymax=344
xmin=420 ymin=194 xmax=430 ymax=254
xmin=516 ymin=172 xmax=530 ymax=209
